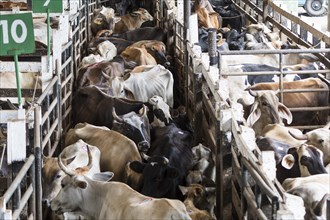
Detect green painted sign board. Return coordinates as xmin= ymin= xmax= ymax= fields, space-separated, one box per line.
xmin=33 ymin=0 xmax=63 ymax=13
xmin=0 ymin=13 xmax=35 ymax=56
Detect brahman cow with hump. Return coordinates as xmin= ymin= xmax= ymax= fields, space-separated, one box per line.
xmin=248 ymin=77 xmax=329 ymax=126
xmin=50 ymin=149 xmax=192 ymax=220
xmin=110 ymin=64 xmax=174 ymax=107
xmin=129 ymin=123 xmax=193 ymax=200
xmin=113 ymin=8 xmax=153 ymax=34
xmin=65 ymin=123 xmax=142 ymax=190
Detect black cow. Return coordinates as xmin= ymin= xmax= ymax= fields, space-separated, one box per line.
xmin=257 ymin=137 xmax=328 ymax=183
xmin=197 ymin=28 xmax=229 ymax=52
xmin=238 ymin=63 xmax=302 ymax=85
xmin=214 ymin=3 xmax=243 ymax=31
xmin=223 ymin=29 xmax=244 ymax=50
xmin=112 ymin=27 xmax=167 ymax=44
xmin=129 ymin=124 xmax=194 ymax=200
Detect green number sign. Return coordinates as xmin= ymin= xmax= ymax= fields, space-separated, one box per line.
xmin=0 ymin=13 xmax=35 ymax=56
xmin=33 ymin=0 xmax=63 ymax=13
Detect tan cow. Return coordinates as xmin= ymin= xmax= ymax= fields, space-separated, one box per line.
xmin=50 ymin=151 xmax=192 ymax=220
xmin=113 ymin=8 xmax=153 ymax=34
xmin=65 ymin=123 xmax=142 ymax=190
xmin=179 ymin=184 xmax=216 ymax=220
xmin=121 ymin=46 xmax=157 ymax=66
xmin=194 ymin=0 xmax=221 ymax=29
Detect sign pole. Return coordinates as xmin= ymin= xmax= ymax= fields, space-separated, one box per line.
xmin=47 ymin=9 xmax=51 ymax=72
xmin=13 ymin=52 xmax=23 ymax=109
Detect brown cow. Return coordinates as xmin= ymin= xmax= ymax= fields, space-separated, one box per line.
xmin=248 ymin=78 xmax=329 ymax=126
xmin=129 ymin=40 xmax=170 ymax=68
xmin=121 ymin=46 xmax=157 ymax=66
xmin=194 ymin=0 xmax=222 ymax=29
xmin=179 ymin=184 xmax=216 ymax=220
xmin=76 ymin=59 xmax=125 ymax=90
xmin=113 ymin=8 xmax=153 ymax=34
xmin=65 ymin=123 xmax=142 ymax=190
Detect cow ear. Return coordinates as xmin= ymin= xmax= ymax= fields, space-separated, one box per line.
xmin=193 ymin=187 xmax=203 ymax=197
xmin=278 ymin=103 xmax=292 ymax=124
xmin=129 ymin=161 xmax=145 ymax=173
xmin=178 ymin=185 xmax=188 ymax=195
xmin=114 ymin=16 xmax=121 ymax=23
xmin=130 ymin=11 xmax=140 ymax=17
xmin=92 ymin=172 xmax=114 ymax=182
xmin=247 ymin=102 xmax=261 ymax=127
xmin=281 ymin=154 xmax=295 ymax=169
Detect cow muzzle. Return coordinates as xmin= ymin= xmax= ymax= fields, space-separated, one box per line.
xmin=138 ymin=141 xmax=150 ymax=153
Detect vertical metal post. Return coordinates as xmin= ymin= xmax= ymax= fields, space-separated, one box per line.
xmin=216 ymin=119 xmax=224 ymax=220
xmin=184 ymin=0 xmax=191 ymax=107
xmin=28 ymin=157 xmax=36 ymax=218
xmin=241 ymin=165 xmax=248 ymax=219
xmin=327 ymin=196 xmax=330 ymax=220
xmin=262 ymin=0 xmax=269 ymax=23
xmin=34 ymin=105 xmax=42 ymax=220
xmin=208 ymin=28 xmax=218 ymax=66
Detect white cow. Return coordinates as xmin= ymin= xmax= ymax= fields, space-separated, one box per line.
xmin=50 ymin=152 xmax=192 ymax=220
xmin=283 ymin=174 xmax=330 ymax=220
xmin=42 ymin=139 xmax=101 ymax=219
xmin=110 ymin=64 xmax=174 ymax=107
xmin=289 ymin=122 xmax=330 ymax=165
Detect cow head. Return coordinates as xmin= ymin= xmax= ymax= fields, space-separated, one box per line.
xmin=91 ymin=6 xmax=121 ymax=37
xmin=50 ymin=145 xmax=113 ymax=214
xmin=130 ymin=8 xmax=153 ymax=22
xmin=247 ymin=89 xmax=292 ymax=136
xmin=112 ymin=105 xmax=151 ymax=153
xmin=289 ymin=122 xmax=330 ymax=165
xmin=129 ymin=155 xmax=180 ymax=199
xmin=42 ymin=140 xmax=101 ymax=206
xmin=147 ymin=41 xmax=170 ymax=68
xmin=179 ymin=184 xmax=216 ymax=218
xmin=147 ymin=95 xmax=173 ymax=128
xmin=281 ymin=144 xmax=327 ymax=177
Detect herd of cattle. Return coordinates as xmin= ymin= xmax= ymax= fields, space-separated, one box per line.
xmin=0 ymin=0 xmax=329 ymax=219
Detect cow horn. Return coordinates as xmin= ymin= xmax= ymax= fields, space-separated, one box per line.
xmin=139 ymin=105 xmax=147 ymax=117
xmin=324 ymin=122 xmax=330 ymax=129
xmin=288 ymin=130 xmax=308 ymax=140
xmin=248 ymin=89 xmax=257 ymax=97
xmin=140 ymin=152 xmax=150 ymax=161
xmin=112 ymin=107 xmax=123 ymax=122
xmin=163 ymin=156 xmax=169 ymax=164
xmin=58 ymin=152 xmax=76 ymax=176
xmin=85 ymin=145 xmax=93 ymax=170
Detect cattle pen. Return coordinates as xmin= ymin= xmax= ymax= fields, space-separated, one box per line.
xmin=0 ymin=0 xmax=330 ymax=220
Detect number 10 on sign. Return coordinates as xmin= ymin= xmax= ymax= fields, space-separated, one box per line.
xmin=0 ymin=13 xmax=35 ymax=56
